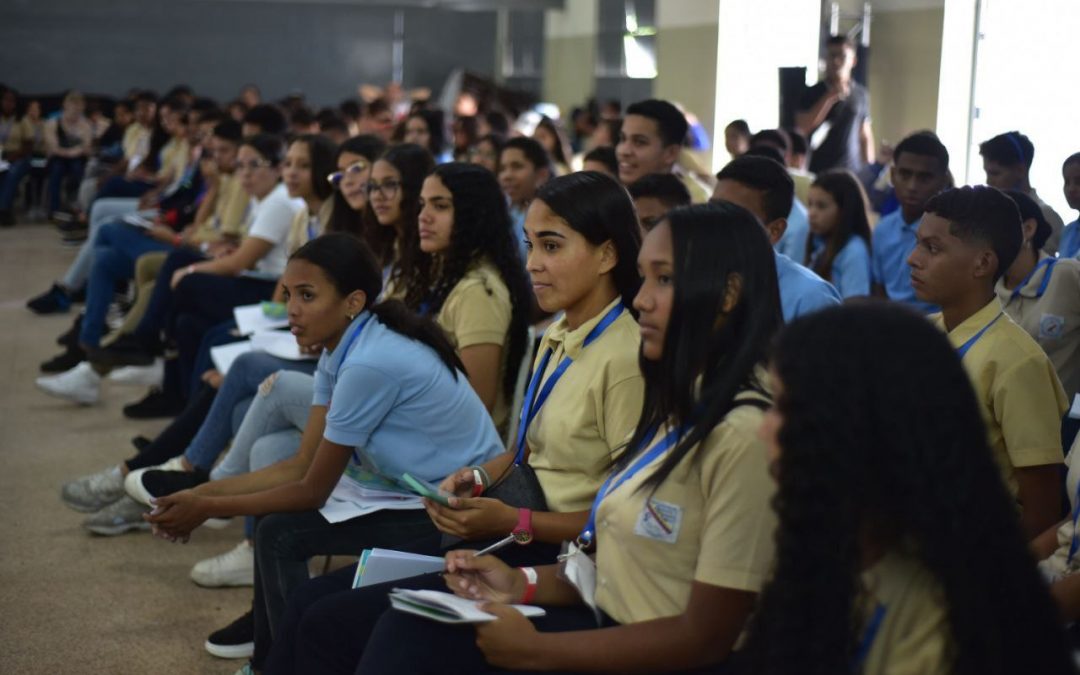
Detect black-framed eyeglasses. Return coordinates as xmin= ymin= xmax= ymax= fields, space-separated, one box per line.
xmin=366 ymin=179 xmax=401 ymax=198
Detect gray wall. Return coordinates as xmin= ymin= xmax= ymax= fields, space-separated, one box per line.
xmin=0 ymin=0 xmax=498 ymax=107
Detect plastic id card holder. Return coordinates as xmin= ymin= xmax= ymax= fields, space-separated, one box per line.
xmin=558 ymin=541 xmax=601 ymax=624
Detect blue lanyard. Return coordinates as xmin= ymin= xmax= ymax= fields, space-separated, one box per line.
xmin=851 ymin=603 xmax=887 ymax=672
xmin=955 ymin=312 xmax=1003 ymax=359
xmin=306 ymin=216 xmax=319 ymax=243
xmin=1009 ymin=257 xmax=1057 ymax=302
xmin=577 ymin=423 xmax=685 ymax=547
xmin=513 ymin=303 xmax=624 ymax=464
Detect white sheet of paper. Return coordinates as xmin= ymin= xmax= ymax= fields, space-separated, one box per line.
xmin=318 ymin=477 xmax=424 ymax=524
xmin=234 ymin=303 xmax=288 ymax=336
xmin=209 ymin=340 xmax=253 ymax=375
xmin=388 ymin=589 xmax=545 ymax=624
xmin=249 ymin=330 xmax=316 ymax=362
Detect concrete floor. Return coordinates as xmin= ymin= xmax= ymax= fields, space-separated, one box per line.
xmin=0 ymin=223 xmax=252 ymax=674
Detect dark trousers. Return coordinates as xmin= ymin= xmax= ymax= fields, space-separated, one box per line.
xmin=251 ymin=509 xmax=439 ymax=668
xmin=134 ymin=247 xmax=205 ymax=343
xmin=264 ymin=534 xmax=562 ymax=675
xmin=47 ymin=156 xmax=86 ymax=212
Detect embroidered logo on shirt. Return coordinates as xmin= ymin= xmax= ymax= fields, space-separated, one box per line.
xmin=634 ymin=499 xmax=682 ymax=544
xmin=1040 ymin=314 xmax=1066 ymax=340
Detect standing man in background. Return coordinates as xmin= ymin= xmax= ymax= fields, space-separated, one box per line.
xmin=796 ymin=35 xmax=874 ymax=174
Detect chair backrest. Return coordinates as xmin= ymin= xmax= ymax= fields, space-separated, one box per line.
xmin=503 ymin=325 xmax=537 ymax=448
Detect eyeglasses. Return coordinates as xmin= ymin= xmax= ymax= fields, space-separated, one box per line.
xmin=327 ymin=160 xmax=369 ymax=188
xmin=366 ymin=179 xmax=401 ymax=198
xmin=235 ymin=159 xmax=273 ymax=173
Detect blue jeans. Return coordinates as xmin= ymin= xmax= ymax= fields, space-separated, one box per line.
xmin=47 ymin=156 xmax=86 ymax=213
xmin=96 ymin=174 xmax=154 ymax=200
xmin=0 ymin=158 xmax=31 ymax=211
xmin=79 ymin=221 xmax=172 ymax=348
xmin=183 ymin=351 xmax=317 ymax=472
xmin=61 ymin=197 xmax=140 ymax=292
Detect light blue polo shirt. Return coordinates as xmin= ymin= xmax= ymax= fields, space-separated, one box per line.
xmin=809 ymin=234 xmax=871 ymax=299
xmin=871 ymin=209 xmax=937 ymax=313
xmin=776 ymin=197 xmax=810 ymax=263
xmin=313 ymin=311 xmax=504 ymax=484
xmin=774 ymin=252 xmax=841 ymax=322
xmin=1059 ymin=219 xmax=1080 ymax=259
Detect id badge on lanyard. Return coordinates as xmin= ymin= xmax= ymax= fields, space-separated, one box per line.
xmin=558 ymin=541 xmax=601 ymax=623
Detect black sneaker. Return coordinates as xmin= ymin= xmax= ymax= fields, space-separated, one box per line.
xmin=123 ymin=388 xmax=184 ymax=419
xmin=92 ymin=334 xmax=157 ymax=367
xmin=39 ymin=345 xmax=86 ymax=373
xmin=61 ymin=229 xmax=88 ymax=246
xmin=131 ymin=435 xmax=152 ymax=452
xmin=57 ymin=314 xmax=83 ymax=347
xmin=128 ymin=468 xmax=209 ymax=505
xmin=205 ymin=610 xmax=254 ymax=659
xmin=27 ymin=283 xmax=71 ymax=314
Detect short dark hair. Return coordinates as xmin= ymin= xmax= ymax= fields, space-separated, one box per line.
xmin=583 ymin=146 xmax=618 ymax=175
xmin=196 ymin=108 xmax=226 ymax=127
xmin=290 ymin=104 xmax=316 ymax=128
xmin=1005 ymin=189 xmax=1053 ymax=251
xmin=725 ymin=119 xmax=751 ymax=136
xmin=925 ymin=185 xmax=1022 ymax=281
xmin=243 ymin=103 xmax=288 ymax=136
xmin=751 ymin=129 xmax=790 ymax=155
xmin=826 ymin=34 xmax=856 ymax=50
xmin=980 ymin=131 xmax=1034 ymax=169
xmin=134 ymin=90 xmax=158 ymax=105
xmin=484 ymin=111 xmax=511 ymax=137
xmin=787 ymin=129 xmax=808 ymax=156
xmin=716 ymin=155 xmax=795 ymax=223
xmin=627 ymin=173 xmax=692 ymax=209
xmin=744 ymin=145 xmax=787 ymax=166
xmin=339 ymin=98 xmax=361 ymax=120
xmin=241 ymin=133 xmax=287 ymax=166
xmin=893 ymin=131 xmax=950 ymax=172
xmin=501 ymin=136 xmax=553 ymax=175
xmin=1064 ymin=152 xmax=1080 ymax=172
xmin=212 ymin=120 xmax=243 ymax=143
xmin=625 ymin=99 xmax=688 ymax=147
xmin=365 ymin=98 xmax=391 ymax=118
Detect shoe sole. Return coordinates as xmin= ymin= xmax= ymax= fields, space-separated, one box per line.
xmin=204 ymin=640 xmax=254 ymax=660
xmin=190 ymin=574 xmax=255 ymax=588
xmin=84 ymin=521 xmax=151 ymax=536
xmin=35 ymin=381 xmax=98 ymax=405
xmin=204 ymin=517 xmax=233 ymax=530
xmin=60 ymin=493 xmax=121 ymax=514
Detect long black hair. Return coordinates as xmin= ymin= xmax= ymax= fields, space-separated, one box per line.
xmin=534 ymin=171 xmax=642 ymax=313
xmin=804 ymin=169 xmax=872 ymax=280
xmin=290 ymin=233 xmax=464 ymax=376
xmin=740 ymin=303 xmax=1075 ymax=675
xmin=396 ymin=162 xmax=531 ymax=399
xmin=372 ymin=143 xmax=435 ymax=288
xmin=615 ymin=202 xmax=782 ymax=489
xmin=290 ymin=133 xmax=337 ymax=203
xmin=324 ymin=135 xmax=388 ymax=259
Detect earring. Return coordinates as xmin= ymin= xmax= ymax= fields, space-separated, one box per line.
xmin=346 ymin=313 xmax=355 ymax=320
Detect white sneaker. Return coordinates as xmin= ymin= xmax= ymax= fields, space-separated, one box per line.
xmin=35 ymin=361 xmax=101 ymax=405
xmin=190 ymin=540 xmax=254 ymax=588
xmin=107 ymin=359 xmax=164 ymax=387
xmin=61 ymin=465 xmax=124 ymax=513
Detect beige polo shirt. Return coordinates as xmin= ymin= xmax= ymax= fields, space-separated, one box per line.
xmin=191 ymin=174 xmax=252 ymax=244
xmin=594 ymin=388 xmax=777 ymax=625
xmin=857 ymin=550 xmax=952 ymax=675
xmin=436 ymin=260 xmax=514 ymax=434
xmin=932 ymin=300 xmax=1067 ymax=498
xmin=285 ymin=199 xmax=335 ymax=255
xmin=525 ymin=298 xmax=645 ymax=513
xmin=996 ymin=253 xmax=1080 ymax=396
xmin=156 ymin=137 xmax=190 ymax=186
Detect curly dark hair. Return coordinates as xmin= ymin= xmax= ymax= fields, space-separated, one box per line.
xmin=395 ymin=162 xmax=531 ymax=399
xmin=740 ymin=303 xmax=1074 ymax=675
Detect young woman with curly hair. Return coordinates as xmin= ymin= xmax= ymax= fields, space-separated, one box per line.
xmin=743 ymin=303 xmax=1075 ymax=675
xmin=394 ymin=161 xmax=532 ymax=432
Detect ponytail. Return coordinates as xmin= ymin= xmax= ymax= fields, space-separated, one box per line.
xmin=369 ymin=299 xmax=465 ymax=377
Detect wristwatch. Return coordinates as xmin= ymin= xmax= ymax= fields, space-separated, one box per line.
xmin=511 ymin=508 xmax=534 ymax=545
